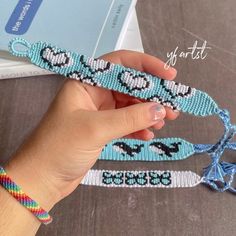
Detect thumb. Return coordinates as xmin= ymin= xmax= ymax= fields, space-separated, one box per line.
xmin=93 ymin=102 xmax=166 ymax=143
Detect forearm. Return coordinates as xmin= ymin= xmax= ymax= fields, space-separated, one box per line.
xmin=0 ymin=151 xmax=60 ymax=236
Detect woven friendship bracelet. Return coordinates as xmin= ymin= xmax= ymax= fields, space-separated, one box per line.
xmin=80 ymin=168 xmax=234 ymax=192
xmin=81 ymin=169 xmax=202 ymax=188
xmin=8 ymin=38 xmax=236 ymax=194
xmin=100 ymin=138 xmax=236 ymax=161
xmin=8 ymin=38 xmax=218 ymax=116
xmin=0 ymin=166 xmax=52 ymax=224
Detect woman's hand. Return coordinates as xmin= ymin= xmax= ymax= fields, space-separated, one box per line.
xmin=5 ymin=50 xmax=178 ymax=211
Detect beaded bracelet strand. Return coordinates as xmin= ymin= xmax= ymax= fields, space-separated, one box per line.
xmin=81 ymin=169 xmax=202 ymax=189
xmin=0 ymin=166 xmax=52 ymax=225
xmin=80 ymin=167 xmax=234 ymax=192
xmin=8 ymin=38 xmax=236 ymax=194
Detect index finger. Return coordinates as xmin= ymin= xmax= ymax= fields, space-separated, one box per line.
xmin=118 ymin=50 xmax=177 ymax=80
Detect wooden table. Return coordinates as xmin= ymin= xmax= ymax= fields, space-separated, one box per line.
xmin=1 ymin=1 xmax=236 ymax=235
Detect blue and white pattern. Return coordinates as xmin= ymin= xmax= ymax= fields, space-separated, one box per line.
xmin=40 ymin=46 xmax=74 ymax=69
xmin=81 ymin=169 xmax=202 ymax=188
xmin=149 ymin=171 xmax=171 ymax=186
xmin=117 ymin=70 xmax=154 ymax=93
xmin=100 ymin=138 xmax=195 ymax=161
xmin=9 ymin=38 xmax=219 ymax=116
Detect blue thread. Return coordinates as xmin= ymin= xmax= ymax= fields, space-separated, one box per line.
xmin=202 ymin=109 xmax=236 ymax=192
xmin=193 ymin=144 xmax=212 ymax=153
xmin=194 ymin=143 xmax=236 ymax=153
xmin=221 ymin=162 xmax=236 ymax=193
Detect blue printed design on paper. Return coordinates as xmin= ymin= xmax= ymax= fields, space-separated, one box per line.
xmin=5 ymin=0 xmax=42 ymax=35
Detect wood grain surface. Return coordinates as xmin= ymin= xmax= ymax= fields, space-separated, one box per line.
xmin=0 ymin=1 xmax=236 ymax=235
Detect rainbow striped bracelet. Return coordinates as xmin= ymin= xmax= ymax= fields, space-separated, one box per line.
xmin=0 ymin=166 xmax=52 ymax=225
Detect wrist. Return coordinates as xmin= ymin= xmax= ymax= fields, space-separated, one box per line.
xmin=5 ymin=153 xmax=61 ymax=212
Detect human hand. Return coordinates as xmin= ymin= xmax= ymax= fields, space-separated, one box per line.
xmin=5 ymin=50 xmax=178 ymax=211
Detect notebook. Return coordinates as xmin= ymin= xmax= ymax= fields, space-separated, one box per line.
xmin=0 ymin=0 xmax=137 ymax=79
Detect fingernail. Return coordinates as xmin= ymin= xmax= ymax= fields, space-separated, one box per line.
xmin=170 ymin=67 xmax=177 ymax=79
xmin=150 ymin=104 xmax=166 ymax=121
xmin=173 ymin=109 xmax=180 ymax=113
xmin=170 ymin=67 xmax=177 ymax=73
xmin=156 ymin=119 xmax=165 ymax=127
xmin=148 ymin=132 xmax=155 ymax=139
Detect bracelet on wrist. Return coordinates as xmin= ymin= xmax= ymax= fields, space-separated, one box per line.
xmin=0 ymin=166 xmax=52 ymax=225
